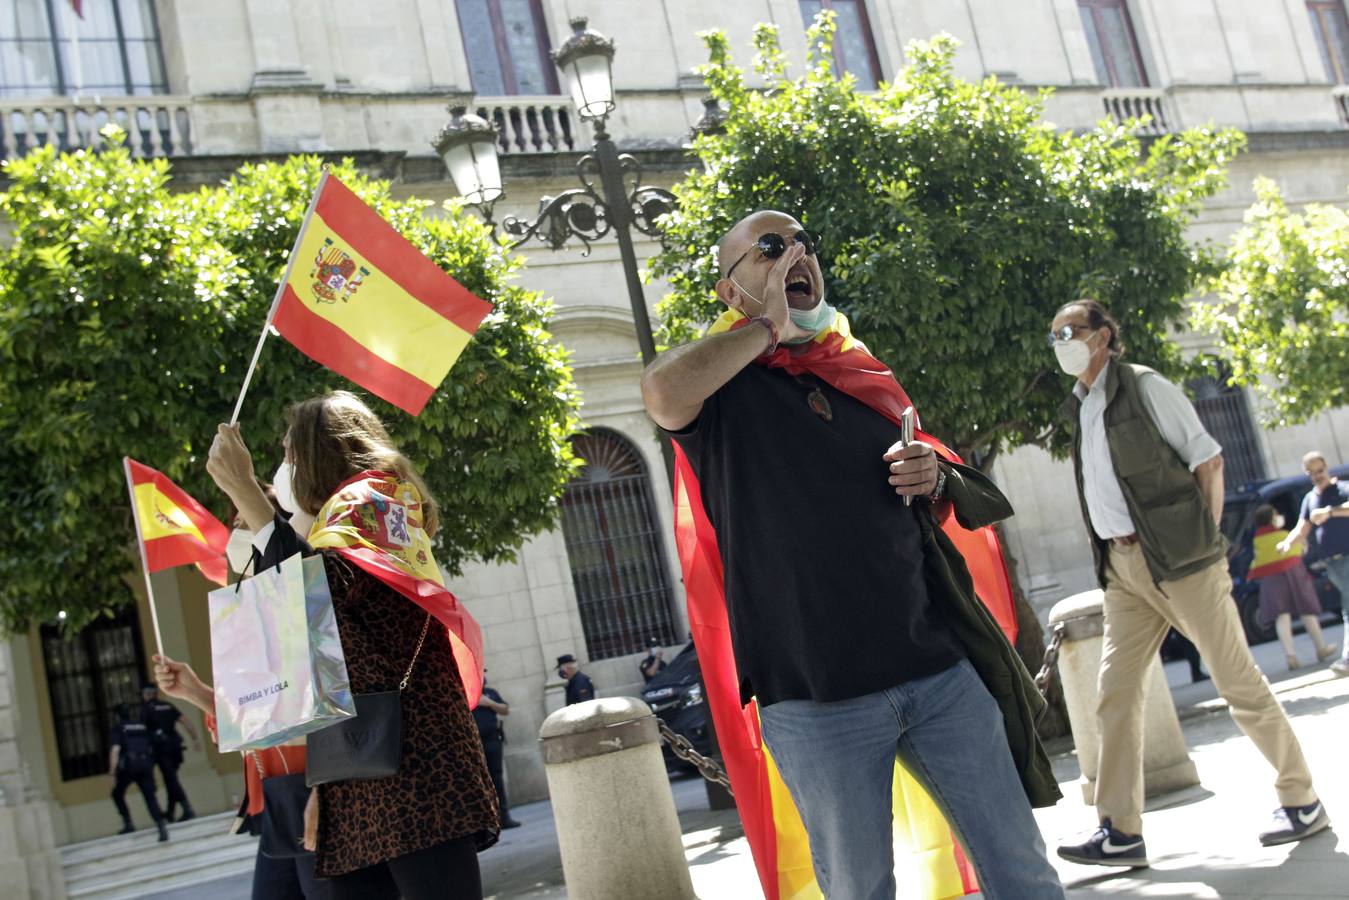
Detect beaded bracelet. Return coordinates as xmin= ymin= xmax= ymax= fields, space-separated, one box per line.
xmin=748 ymin=316 xmax=779 ymax=354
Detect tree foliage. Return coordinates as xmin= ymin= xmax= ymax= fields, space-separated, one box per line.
xmin=0 ymin=137 xmax=581 ymax=633
xmin=651 ymin=16 xmax=1244 ymax=465
xmin=1193 ymin=177 xmax=1349 ymax=426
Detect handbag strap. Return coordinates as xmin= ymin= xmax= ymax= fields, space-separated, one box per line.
xmin=400 ymin=613 xmax=432 ymax=691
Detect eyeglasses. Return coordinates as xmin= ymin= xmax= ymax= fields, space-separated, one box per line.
xmin=725 ymin=230 xmax=822 ymax=279
xmin=1046 ymin=323 xmax=1092 ymax=348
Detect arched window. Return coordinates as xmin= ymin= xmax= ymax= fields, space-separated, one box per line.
xmin=559 ymin=430 xmax=677 ymax=660
xmin=1188 ymin=362 xmax=1267 ymax=488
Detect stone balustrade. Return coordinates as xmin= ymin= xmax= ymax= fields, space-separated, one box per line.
xmin=0 ymin=96 xmax=194 ymax=161
xmin=475 ymin=96 xmax=577 ymax=154
xmin=1101 ymin=87 xmax=1172 ymax=135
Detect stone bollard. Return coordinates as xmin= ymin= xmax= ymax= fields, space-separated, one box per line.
xmin=539 ymin=697 xmax=695 ymax=900
xmin=1050 ymin=589 xmax=1200 ymax=805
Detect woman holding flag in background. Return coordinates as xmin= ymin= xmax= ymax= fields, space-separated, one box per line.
xmin=174 ymin=390 xmax=497 ymax=900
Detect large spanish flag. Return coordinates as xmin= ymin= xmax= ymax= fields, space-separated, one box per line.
xmin=673 ymin=310 xmax=1020 ymax=900
xmin=271 ymin=173 xmax=494 ymax=416
xmin=124 ymin=458 xmax=230 ymax=586
xmin=307 ymin=470 xmax=484 ymax=708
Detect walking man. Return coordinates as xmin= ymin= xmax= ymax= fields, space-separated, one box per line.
xmin=142 ymin=682 xmax=200 ymax=822
xmin=641 ymin=209 xmax=1064 ymax=899
xmin=557 ymin=655 xmax=595 ymax=706
xmin=1050 ymin=299 xmax=1327 ymax=868
xmin=1278 ymin=451 xmax=1349 ymax=676
xmin=109 ymin=703 xmax=170 ymax=842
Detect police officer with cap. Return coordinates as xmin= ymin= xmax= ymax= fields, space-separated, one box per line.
xmin=141 ymin=682 xmax=200 ymax=822
xmin=109 ymin=702 xmax=170 ymax=842
xmin=557 ymin=654 xmax=595 ymax=706
xmin=639 ymin=637 xmax=667 ymax=683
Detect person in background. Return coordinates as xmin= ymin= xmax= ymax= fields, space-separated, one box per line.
xmin=109 ymin=702 xmax=169 ymax=842
xmin=141 ymin=681 xmax=200 ymax=822
xmin=154 ymin=654 xmax=331 ymax=899
xmin=473 ymin=673 xmax=521 ymax=830
xmin=557 ymin=655 xmax=595 ymax=706
xmin=1278 ymin=451 xmax=1349 ymax=677
xmin=1249 ymin=504 xmax=1336 ymax=671
xmin=639 ymin=637 xmax=667 ymax=683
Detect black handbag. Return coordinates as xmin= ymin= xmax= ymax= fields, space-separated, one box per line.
xmin=258 ymin=771 xmax=311 ymax=859
xmin=306 ymin=613 xmax=431 ymax=787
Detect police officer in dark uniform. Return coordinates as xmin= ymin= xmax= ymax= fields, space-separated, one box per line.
xmin=109 ymin=703 xmax=170 ymax=842
xmin=471 ymin=673 xmax=521 ymax=829
xmin=141 ymin=683 xmax=199 ymax=822
xmin=557 ymin=654 xmax=595 ymax=706
xmin=639 ymin=637 xmax=667 ymax=683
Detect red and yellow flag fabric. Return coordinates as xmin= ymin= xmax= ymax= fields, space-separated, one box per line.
xmin=124 ymin=458 xmax=230 ymax=586
xmin=308 ymin=470 xmax=484 ymax=708
xmin=672 ymin=309 xmax=1019 ymax=900
xmin=272 ymin=174 xmax=494 ymax=416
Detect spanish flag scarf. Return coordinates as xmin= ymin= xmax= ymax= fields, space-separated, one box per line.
xmin=672 ymin=309 xmax=1019 ymax=899
xmin=308 ymin=470 xmax=484 ymax=708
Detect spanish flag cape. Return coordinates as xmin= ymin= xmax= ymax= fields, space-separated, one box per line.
xmin=1248 ymin=524 xmax=1304 ymax=580
xmin=306 ymin=470 xmax=484 ymax=708
xmin=672 ymin=310 xmax=1020 ymax=900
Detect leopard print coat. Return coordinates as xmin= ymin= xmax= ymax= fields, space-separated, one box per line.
xmin=315 ymin=553 xmax=499 ymax=878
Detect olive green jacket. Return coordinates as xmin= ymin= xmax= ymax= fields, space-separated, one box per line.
xmin=920 ymin=461 xmax=1063 ymax=808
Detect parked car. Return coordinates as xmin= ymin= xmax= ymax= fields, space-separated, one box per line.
xmin=1220 ymin=463 xmax=1349 ymax=645
xmin=639 ymin=641 xmax=712 ymax=772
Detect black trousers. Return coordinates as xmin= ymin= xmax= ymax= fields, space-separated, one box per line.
xmin=482 ymin=738 xmax=510 ymax=823
xmin=251 ymin=846 xmax=333 ymax=900
xmin=155 ymin=754 xmax=192 ymax=815
xmin=111 ymin=768 xmax=165 ymax=824
xmin=327 ymin=836 xmax=482 ymax=900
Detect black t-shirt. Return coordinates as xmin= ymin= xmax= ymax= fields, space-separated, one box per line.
xmin=640 ymin=654 xmax=667 ymax=682
xmin=565 ymin=672 xmax=595 ymax=705
xmin=668 ymin=364 xmax=963 ymax=707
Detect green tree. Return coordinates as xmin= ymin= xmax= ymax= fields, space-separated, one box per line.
xmin=0 ymin=136 xmax=581 ymax=633
xmin=1193 ymin=177 xmax=1349 ymax=426
xmin=649 ymin=16 xmax=1243 ymax=717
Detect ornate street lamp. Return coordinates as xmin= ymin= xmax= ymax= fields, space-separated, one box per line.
xmin=436 ymin=16 xmax=676 ymax=369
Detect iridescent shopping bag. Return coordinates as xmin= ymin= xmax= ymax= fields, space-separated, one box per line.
xmin=209 ymin=552 xmax=355 ymax=752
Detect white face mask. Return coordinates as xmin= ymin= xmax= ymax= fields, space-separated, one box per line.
xmin=784 ymin=292 xmax=836 ymax=344
xmin=225 ymin=528 xmax=255 ymax=574
xmin=1273 ymin=515 xmax=1286 ymax=530
xmin=1054 ymin=330 xmax=1099 ymax=377
xmin=273 ymin=460 xmax=298 ymax=514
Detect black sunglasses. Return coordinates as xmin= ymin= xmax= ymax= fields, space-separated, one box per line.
xmin=726 ymin=230 xmax=822 ymax=279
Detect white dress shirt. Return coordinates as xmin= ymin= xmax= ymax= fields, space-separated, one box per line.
xmin=1076 ymin=361 xmax=1223 ymax=540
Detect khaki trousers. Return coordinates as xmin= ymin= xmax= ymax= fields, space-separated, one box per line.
xmin=1094 ymin=543 xmax=1316 ymax=834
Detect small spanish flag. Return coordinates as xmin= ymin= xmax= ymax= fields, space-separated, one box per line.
xmin=271 ymin=173 xmax=494 ymax=416
xmin=124 ymin=458 xmax=230 ymax=586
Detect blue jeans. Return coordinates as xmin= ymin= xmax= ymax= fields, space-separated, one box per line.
xmin=758 ymin=659 xmax=1064 ymax=900
xmin=1324 ymin=556 xmax=1349 ymax=662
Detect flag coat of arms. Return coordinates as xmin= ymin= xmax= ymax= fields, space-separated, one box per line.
xmin=271 ymin=173 xmax=494 ymax=415
xmin=124 ymin=458 xmax=230 ymax=585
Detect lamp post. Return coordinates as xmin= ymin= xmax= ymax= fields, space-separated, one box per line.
xmin=435 ymin=16 xmax=676 ymax=371
xmin=437 ymin=17 xmax=737 ymax=812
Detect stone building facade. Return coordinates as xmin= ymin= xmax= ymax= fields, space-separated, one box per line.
xmin=2 ymin=2 xmax=1348 ymax=890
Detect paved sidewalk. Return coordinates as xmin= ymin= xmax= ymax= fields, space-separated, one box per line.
xmin=148 ymin=623 xmax=1349 ymax=899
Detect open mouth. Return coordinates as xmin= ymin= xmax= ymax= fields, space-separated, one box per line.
xmin=785 ymin=267 xmax=814 ymax=300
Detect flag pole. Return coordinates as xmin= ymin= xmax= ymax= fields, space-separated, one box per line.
xmin=123 ymin=457 xmax=166 ymax=657
xmin=228 ymin=169 xmax=331 ymax=426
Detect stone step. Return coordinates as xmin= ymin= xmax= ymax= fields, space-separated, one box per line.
xmin=60 ymin=812 xmax=237 ymax=866
xmin=65 ymin=836 xmax=257 ymax=900
xmin=64 ymin=825 xmax=250 ymax=883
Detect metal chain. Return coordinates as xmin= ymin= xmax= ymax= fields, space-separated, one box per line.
xmin=1034 ymin=621 xmax=1066 ymax=698
xmin=655 ymin=718 xmax=733 ymax=794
